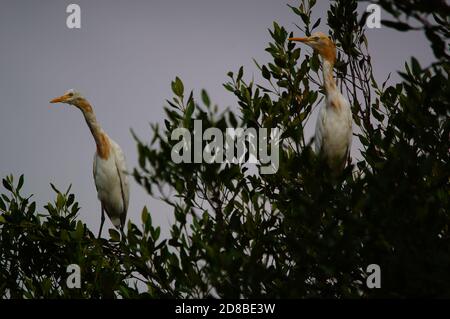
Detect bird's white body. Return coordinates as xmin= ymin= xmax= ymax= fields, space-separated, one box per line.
xmin=315 ymin=89 xmax=353 ymax=173
xmin=93 ymin=136 xmax=129 ymax=229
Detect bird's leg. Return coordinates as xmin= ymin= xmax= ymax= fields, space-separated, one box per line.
xmin=119 ymin=224 xmax=126 ymax=241
xmin=98 ymin=205 xmax=105 ymax=239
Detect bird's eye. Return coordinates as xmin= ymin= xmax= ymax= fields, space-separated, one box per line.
xmin=68 ymin=92 xmax=74 ymax=97
xmin=313 ymin=37 xmax=319 ymax=41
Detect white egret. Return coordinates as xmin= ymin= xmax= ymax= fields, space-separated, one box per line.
xmin=50 ymin=89 xmax=130 ymax=237
xmin=289 ymin=32 xmax=353 ymax=175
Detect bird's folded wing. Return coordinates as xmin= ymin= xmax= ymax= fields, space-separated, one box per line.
xmin=93 ymin=154 xmax=99 ymax=192
xmin=111 ymin=142 xmax=130 ymax=218
xmin=314 ymin=106 xmax=326 ymax=154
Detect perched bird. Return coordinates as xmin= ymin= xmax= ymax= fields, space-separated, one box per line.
xmin=50 ymin=89 xmax=129 ymax=237
xmin=289 ymin=32 xmax=353 ymax=175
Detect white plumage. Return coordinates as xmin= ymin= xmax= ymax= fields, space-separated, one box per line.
xmin=315 ymin=90 xmax=353 ymax=173
xmin=93 ymin=138 xmax=129 ymax=229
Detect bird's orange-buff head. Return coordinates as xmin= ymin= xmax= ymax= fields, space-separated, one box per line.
xmin=289 ymin=32 xmax=336 ymax=64
xmin=50 ymin=89 xmax=93 ymax=113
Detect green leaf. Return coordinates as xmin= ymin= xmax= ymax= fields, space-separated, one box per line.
xmin=17 ymin=174 xmax=24 ymax=192
xmin=171 ymin=77 xmax=184 ymax=97
xmin=287 ymin=4 xmax=301 ymax=16
xmin=262 ymin=65 xmax=271 ymax=80
xmin=2 ymin=178 xmax=12 ymax=192
xmin=67 ymin=194 xmax=75 ymax=206
xmin=223 ymin=83 xmax=234 ymax=92
xmin=300 ymin=13 xmax=310 ymax=25
xmin=153 ymin=227 xmax=161 ymax=241
xmin=186 ymin=101 xmax=194 ymax=118
xmin=411 ymin=57 xmax=421 ymax=76
xmin=45 ymin=203 xmax=57 ymax=216
xmin=71 ymin=202 xmax=80 ymax=216
xmin=201 ymin=90 xmax=210 ymax=107
xmin=109 ymin=229 xmax=121 ymax=242
xmin=237 ymin=66 xmax=244 ymax=83
xmin=142 ymin=206 xmax=149 ymax=224
xmin=50 ymin=183 xmax=60 ymax=194
xmin=75 ymin=220 xmax=84 ymax=239
xmin=61 ymin=229 xmax=70 ymax=241
xmin=56 ymin=193 xmax=65 ymax=210
xmin=312 ymin=18 xmax=321 ymax=30
xmin=28 ymin=201 xmax=36 ymax=214
xmin=65 ymin=184 xmax=72 ymax=195
xmin=310 ymin=54 xmax=320 ymax=72
xmin=0 ymin=197 xmax=5 ymax=211
xmin=381 ymin=20 xmax=412 ymax=31
xmin=184 ymin=100 xmax=195 ymax=128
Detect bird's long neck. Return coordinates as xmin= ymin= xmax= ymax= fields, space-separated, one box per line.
xmin=322 ymin=58 xmax=337 ymax=95
xmin=78 ymin=99 xmax=110 ymax=159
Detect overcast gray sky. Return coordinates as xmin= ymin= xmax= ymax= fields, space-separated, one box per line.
xmin=0 ymin=0 xmax=434 ymax=238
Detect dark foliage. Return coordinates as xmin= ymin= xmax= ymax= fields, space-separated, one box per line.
xmin=0 ymin=0 xmax=448 ymax=298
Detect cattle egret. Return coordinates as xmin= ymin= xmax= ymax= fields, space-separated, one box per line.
xmin=50 ymin=89 xmax=130 ymax=237
xmin=289 ymin=32 xmax=353 ymax=175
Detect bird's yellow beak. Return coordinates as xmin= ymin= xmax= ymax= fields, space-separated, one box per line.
xmin=288 ymin=37 xmax=309 ymax=43
xmin=50 ymin=93 xmax=70 ymax=104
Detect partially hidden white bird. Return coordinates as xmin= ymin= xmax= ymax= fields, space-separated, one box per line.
xmin=289 ymin=32 xmax=353 ymax=175
xmin=50 ymin=89 xmax=130 ymax=237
